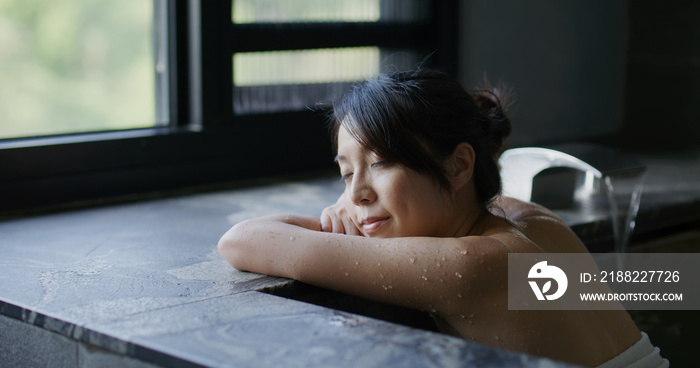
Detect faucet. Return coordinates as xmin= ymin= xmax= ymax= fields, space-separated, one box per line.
xmin=499 ymin=143 xmax=646 ymax=253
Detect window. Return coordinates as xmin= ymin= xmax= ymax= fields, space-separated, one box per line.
xmin=0 ymin=0 xmax=457 ymax=213
xmin=0 ymin=0 xmax=167 ymax=139
xmin=230 ymin=0 xmax=434 ymax=116
xmin=233 ymin=47 xmax=382 ymax=115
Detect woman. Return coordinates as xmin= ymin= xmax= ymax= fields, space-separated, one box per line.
xmin=219 ymin=69 xmax=664 ymax=367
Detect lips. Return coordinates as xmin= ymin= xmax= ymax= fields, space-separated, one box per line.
xmin=360 ymin=217 xmax=390 ymax=234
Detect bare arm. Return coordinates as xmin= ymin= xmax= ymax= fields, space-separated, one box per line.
xmin=218 ymin=214 xmax=506 ymax=316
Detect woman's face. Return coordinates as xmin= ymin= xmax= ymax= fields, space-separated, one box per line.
xmin=336 ymin=126 xmax=454 ymax=238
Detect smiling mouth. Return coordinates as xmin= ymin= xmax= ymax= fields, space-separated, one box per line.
xmin=361 ymin=217 xmax=390 ymax=234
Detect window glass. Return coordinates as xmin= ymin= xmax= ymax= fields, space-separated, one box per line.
xmin=233 ymin=0 xmax=429 ymax=24
xmin=234 ymin=47 xmax=379 ymax=86
xmin=0 ymin=0 xmax=160 ymax=140
xmin=233 ymin=0 xmax=380 ymax=23
xmin=233 ymin=47 xmax=420 ymax=114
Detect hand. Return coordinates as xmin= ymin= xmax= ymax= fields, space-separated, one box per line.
xmin=320 ymin=193 xmax=361 ymax=235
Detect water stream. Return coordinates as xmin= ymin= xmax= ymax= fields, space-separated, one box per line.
xmin=602 ymin=172 xmax=646 ymax=254
xmin=499 ymin=145 xmax=647 ymax=257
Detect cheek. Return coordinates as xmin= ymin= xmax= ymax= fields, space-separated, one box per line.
xmin=388 ymin=175 xmax=444 ymax=220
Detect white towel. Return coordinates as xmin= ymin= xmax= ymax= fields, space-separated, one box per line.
xmin=596 ymin=332 xmax=669 ymax=368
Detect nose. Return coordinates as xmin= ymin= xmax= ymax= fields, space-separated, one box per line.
xmin=348 ymin=173 xmax=377 ymax=206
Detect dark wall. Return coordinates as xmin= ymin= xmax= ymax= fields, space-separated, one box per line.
xmin=621 ymin=1 xmax=700 ymax=152
xmin=459 ymin=1 xmax=700 ymax=153
xmin=459 ymin=0 xmax=628 ymax=147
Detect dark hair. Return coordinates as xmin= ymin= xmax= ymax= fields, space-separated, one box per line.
xmin=328 ymin=69 xmax=512 ymax=209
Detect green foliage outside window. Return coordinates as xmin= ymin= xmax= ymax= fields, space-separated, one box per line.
xmin=0 ymin=0 xmax=155 ymax=139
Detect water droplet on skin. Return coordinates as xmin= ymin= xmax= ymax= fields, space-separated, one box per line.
xmin=468 ymin=313 xmax=475 ymax=318
xmin=495 ymin=335 xmax=500 ymax=341
xmin=436 ymin=262 xmax=441 ymax=267
xmin=457 ymin=293 xmax=463 ymax=298
xmin=355 ymin=261 xmax=359 ymax=266
xmin=388 ymin=285 xmax=393 ymax=289
xmin=377 ymin=262 xmax=381 ymax=266
xmin=421 ymin=275 xmax=429 ymax=281
xmin=439 ymin=279 xmax=444 ymax=283
xmin=441 ymin=256 xmax=446 ymax=262
xmin=379 ymin=273 xmax=384 ymax=279
xmin=289 ymin=236 xmax=295 ymax=241
xmin=430 ymin=308 xmax=437 ymax=313
xmin=459 ymin=314 xmax=465 ymax=319
xmin=409 ymin=258 xmax=416 ymax=264
xmin=460 ymin=249 xmax=468 ymax=255
xmin=423 ymin=268 xmax=428 ymax=273
xmin=455 ymin=272 xmax=463 ymax=278
xmin=344 ymin=272 xmax=349 ymax=277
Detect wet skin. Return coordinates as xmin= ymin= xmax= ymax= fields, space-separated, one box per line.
xmin=219 ymin=127 xmax=642 ymax=367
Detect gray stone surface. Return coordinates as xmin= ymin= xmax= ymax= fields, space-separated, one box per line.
xmin=78 ymin=344 xmax=163 ymax=368
xmin=1 ymin=154 xmax=699 ymax=367
xmin=0 ymin=313 xmax=77 ymax=368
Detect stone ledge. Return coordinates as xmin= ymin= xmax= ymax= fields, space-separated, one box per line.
xmin=2 ymin=153 xmax=698 ymax=367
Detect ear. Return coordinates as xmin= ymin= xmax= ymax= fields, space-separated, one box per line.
xmin=447 ymin=142 xmax=476 ymax=193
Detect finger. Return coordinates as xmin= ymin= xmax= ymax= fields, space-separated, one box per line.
xmin=320 ymin=212 xmax=331 ymax=232
xmin=331 ymin=214 xmax=346 ymax=234
xmin=343 ymin=217 xmax=361 ymax=236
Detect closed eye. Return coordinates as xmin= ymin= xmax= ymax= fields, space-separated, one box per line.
xmin=340 ymin=161 xmax=387 ymax=181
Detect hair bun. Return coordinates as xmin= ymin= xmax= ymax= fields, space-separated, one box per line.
xmin=470 ymin=81 xmax=514 ymax=158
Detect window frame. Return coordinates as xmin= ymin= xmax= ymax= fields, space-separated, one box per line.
xmin=0 ymin=0 xmax=458 ymax=213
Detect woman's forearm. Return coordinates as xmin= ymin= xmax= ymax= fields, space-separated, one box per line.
xmin=218 ymin=215 xmax=322 ymax=275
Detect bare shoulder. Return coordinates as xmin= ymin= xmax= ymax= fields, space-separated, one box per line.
xmin=489 ymin=197 xmax=588 ymax=253
xmin=491 ymin=196 xmax=564 ymax=223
